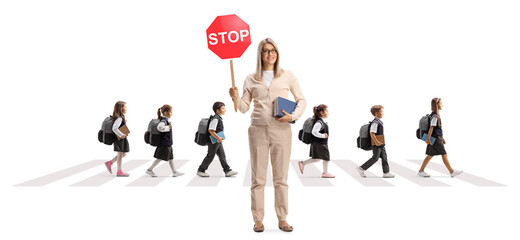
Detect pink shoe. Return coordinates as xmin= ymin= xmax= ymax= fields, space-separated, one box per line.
xmin=104 ymin=161 xmax=113 ymax=174
xmin=116 ymin=170 xmax=130 ymax=177
xmin=322 ymin=173 xmax=335 ymax=178
xmin=298 ymin=161 xmax=304 ymax=174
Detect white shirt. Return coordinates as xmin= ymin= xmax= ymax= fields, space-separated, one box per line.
xmin=208 ymin=114 xmax=222 ymax=131
xmin=430 ymin=115 xmax=438 ymax=126
xmin=157 ymin=117 xmax=171 ymax=132
xmin=312 ymin=118 xmax=328 ymax=138
xmin=112 ymin=117 xmax=124 ymax=138
xmin=370 ymin=117 xmax=383 ymax=133
xmin=262 ymin=70 xmax=274 ymax=87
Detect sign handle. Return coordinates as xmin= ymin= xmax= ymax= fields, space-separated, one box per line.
xmin=230 ymin=60 xmax=238 ymax=112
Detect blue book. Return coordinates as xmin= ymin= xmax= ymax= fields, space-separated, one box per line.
xmin=273 ymin=96 xmax=297 ymax=118
xmin=209 ymin=131 xmax=226 ymax=144
xmin=421 ymin=133 xmax=436 ymax=145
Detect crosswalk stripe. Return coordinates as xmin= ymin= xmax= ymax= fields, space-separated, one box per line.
xmin=187 ymin=160 xmax=234 ymax=187
xmin=14 ymin=160 xmax=105 ymax=186
xmin=407 ymin=160 xmax=506 ymax=186
xmin=332 ymin=160 xmax=394 ymax=186
xmin=383 ymin=160 xmax=449 ymax=186
xmin=127 ymin=160 xmax=189 ymax=187
xmin=291 ymin=160 xmax=333 ymax=186
xmin=70 ymin=160 xmax=149 ymax=186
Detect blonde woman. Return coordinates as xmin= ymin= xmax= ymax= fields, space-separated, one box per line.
xmin=229 ymin=38 xmax=306 ymax=232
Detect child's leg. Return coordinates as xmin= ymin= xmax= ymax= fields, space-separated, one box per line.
xmin=148 ymin=159 xmax=162 ymax=171
xmin=215 ymin=143 xmax=231 ymax=172
xmin=380 ymin=147 xmax=390 ymax=173
xmin=302 ymin=158 xmax=320 ymax=165
xmin=441 ymin=154 xmax=454 ymax=173
xmin=116 ymin=152 xmax=125 ymax=171
xmin=168 ymin=160 xmax=177 ymax=173
xmin=360 ymin=146 xmax=382 ymax=170
xmin=198 ymin=143 xmax=219 ymax=172
xmin=419 ymin=155 xmax=434 ymax=172
xmin=322 ymin=161 xmax=329 ymax=174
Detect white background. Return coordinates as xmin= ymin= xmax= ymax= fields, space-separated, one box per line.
xmin=1 ymin=0 xmax=519 ymax=239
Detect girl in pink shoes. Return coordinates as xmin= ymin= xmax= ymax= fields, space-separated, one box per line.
xmin=145 ymin=104 xmax=184 ymax=177
xmin=298 ymin=104 xmax=335 ymax=178
xmin=417 ymin=98 xmax=463 ymax=178
xmin=104 ymin=101 xmax=130 ymax=177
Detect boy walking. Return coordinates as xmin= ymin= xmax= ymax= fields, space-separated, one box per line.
xmin=357 ymin=105 xmax=395 ymax=178
xmin=197 ymin=102 xmax=238 ymax=177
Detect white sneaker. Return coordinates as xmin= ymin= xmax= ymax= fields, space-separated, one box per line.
xmin=146 ymin=169 xmax=157 ymax=177
xmin=225 ymin=171 xmax=238 ymax=177
xmin=383 ymin=172 xmax=395 ymax=178
xmin=172 ymin=171 xmax=184 ymax=177
xmin=417 ymin=171 xmax=431 ymax=178
xmin=357 ymin=167 xmax=366 ymax=178
xmin=450 ymin=169 xmax=463 ymax=178
xmin=197 ymin=171 xmax=210 ymax=177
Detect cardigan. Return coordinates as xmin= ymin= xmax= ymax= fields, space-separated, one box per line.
xmin=237 ymin=70 xmax=306 ymax=126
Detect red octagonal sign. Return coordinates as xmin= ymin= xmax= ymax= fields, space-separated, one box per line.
xmin=206 ymin=14 xmax=251 ymax=60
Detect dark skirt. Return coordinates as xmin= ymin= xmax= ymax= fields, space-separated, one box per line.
xmin=154 ymin=146 xmax=174 ymax=161
xmin=114 ymin=137 xmax=130 ymax=153
xmin=426 ymin=136 xmax=447 ymax=156
xmin=309 ymin=142 xmax=330 ymax=161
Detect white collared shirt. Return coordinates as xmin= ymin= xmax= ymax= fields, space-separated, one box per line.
xmin=208 ymin=114 xmax=222 ymax=131
xmin=370 ymin=117 xmax=383 ymax=133
xmin=312 ymin=118 xmax=328 ymax=138
xmin=157 ymin=117 xmax=171 ymax=132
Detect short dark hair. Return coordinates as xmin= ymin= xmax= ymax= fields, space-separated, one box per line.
xmin=213 ymin=101 xmax=225 ymax=113
xmin=370 ymin=105 xmax=384 ymax=116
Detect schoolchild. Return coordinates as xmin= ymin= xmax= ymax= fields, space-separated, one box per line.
xmin=104 ymin=101 xmax=130 ymax=177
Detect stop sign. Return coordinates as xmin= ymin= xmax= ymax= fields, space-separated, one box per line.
xmin=206 ymin=14 xmax=251 ymax=59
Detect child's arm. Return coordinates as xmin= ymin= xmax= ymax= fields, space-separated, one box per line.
xmin=208 ymin=130 xmax=222 ymax=143
xmin=370 ymin=132 xmax=382 ymax=146
xmin=426 ymin=126 xmax=434 ymax=145
xmin=157 ymin=121 xmax=170 ymax=132
xmin=112 ymin=118 xmax=126 ymax=139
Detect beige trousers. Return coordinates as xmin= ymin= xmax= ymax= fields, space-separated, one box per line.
xmin=248 ymin=124 xmax=292 ymax=222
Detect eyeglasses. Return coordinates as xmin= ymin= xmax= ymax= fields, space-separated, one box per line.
xmin=261 ymin=49 xmax=277 ymax=55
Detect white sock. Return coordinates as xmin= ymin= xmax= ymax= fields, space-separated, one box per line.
xmin=168 ymin=160 xmax=176 ymax=173
xmin=303 ymin=158 xmax=320 ymax=165
xmin=148 ymin=159 xmax=161 ymax=171
xmin=323 ymin=161 xmax=329 ymax=174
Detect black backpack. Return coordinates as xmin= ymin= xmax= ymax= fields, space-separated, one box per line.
xmin=298 ymin=117 xmax=314 ymax=144
xmin=144 ymin=118 xmax=167 ymax=147
xmin=194 ymin=115 xmax=213 ymax=146
xmin=416 ymin=114 xmax=430 ymax=139
xmin=356 ymin=121 xmax=373 ymax=151
xmin=98 ymin=116 xmax=115 ymax=145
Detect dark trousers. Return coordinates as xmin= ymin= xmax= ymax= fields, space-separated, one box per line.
xmin=198 ymin=142 xmax=231 ymax=173
xmin=360 ymin=146 xmax=390 ymax=173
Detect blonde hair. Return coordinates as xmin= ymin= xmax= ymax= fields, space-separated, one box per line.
xmin=255 ymin=38 xmax=283 ymax=81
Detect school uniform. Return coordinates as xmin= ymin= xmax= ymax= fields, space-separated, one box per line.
xmin=309 ymin=118 xmax=330 ymax=161
xmin=426 ymin=112 xmax=447 ymax=156
xmin=360 ymin=117 xmax=390 ymax=173
xmin=154 ymin=117 xmax=174 ymax=161
xmin=112 ymin=117 xmax=130 ymax=153
xmin=197 ymin=114 xmax=232 ymax=173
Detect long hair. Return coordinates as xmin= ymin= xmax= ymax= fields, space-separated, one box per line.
xmin=431 ymin=98 xmax=441 ymax=115
xmin=255 ymin=38 xmax=283 ymax=81
xmin=157 ymin=104 xmax=173 ymax=119
xmin=111 ymin=101 xmax=126 ymax=122
xmin=312 ymin=104 xmax=328 ymax=124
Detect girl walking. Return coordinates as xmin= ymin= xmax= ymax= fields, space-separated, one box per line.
xmin=417 ymin=98 xmax=463 ymax=177
xmin=104 ymin=101 xmax=130 ymax=177
xmin=298 ymin=104 xmax=335 ymax=178
xmin=146 ymin=104 xmax=184 ymax=177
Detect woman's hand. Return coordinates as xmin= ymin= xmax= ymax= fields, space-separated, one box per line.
xmin=426 ymin=139 xmax=431 ymax=145
xmin=229 ymin=86 xmax=239 ymax=99
xmin=276 ymin=109 xmax=293 ymax=122
xmin=443 ymin=138 xmax=446 ymax=144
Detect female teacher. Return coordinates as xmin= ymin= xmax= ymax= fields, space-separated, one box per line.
xmin=229 ymin=38 xmax=306 ymax=232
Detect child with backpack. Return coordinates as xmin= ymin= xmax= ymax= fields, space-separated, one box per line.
xmin=298 ymin=104 xmax=335 ymax=178
xmin=104 ymin=101 xmax=130 ymax=177
xmin=196 ymin=102 xmax=238 ymax=177
xmin=356 ymin=105 xmax=395 ymax=178
xmin=145 ymin=104 xmax=184 ymax=177
xmin=417 ymin=98 xmax=463 ymax=177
